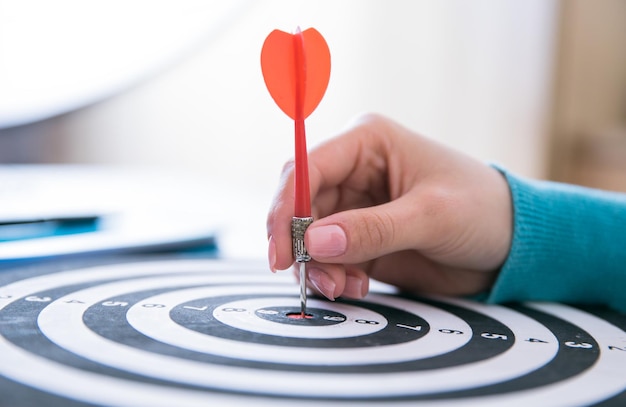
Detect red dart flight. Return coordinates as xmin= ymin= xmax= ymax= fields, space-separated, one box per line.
xmin=261 ymin=27 xmax=331 ymax=217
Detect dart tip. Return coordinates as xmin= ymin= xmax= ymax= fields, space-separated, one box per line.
xmin=299 ymin=261 xmax=307 ymax=316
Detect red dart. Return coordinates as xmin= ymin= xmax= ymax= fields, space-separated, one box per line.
xmin=261 ymin=26 xmax=331 ymax=317
xmin=261 ymin=27 xmax=331 ymax=217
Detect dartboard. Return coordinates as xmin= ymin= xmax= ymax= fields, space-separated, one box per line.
xmin=0 ymin=257 xmax=624 ymax=407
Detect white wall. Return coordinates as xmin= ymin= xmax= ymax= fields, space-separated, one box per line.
xmin=56 ymin=0 xmax=558 ymax=198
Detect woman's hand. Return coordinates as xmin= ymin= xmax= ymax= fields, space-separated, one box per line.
xmin=266 ymin=114 xmax=513 ymax=300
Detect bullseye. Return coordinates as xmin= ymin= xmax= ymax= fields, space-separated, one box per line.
xmin=286 ymin=312 xmax=313 ymax=319
xmin=258 ymin=307 xmax=342 ymax=325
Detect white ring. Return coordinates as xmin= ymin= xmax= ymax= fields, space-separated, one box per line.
xmin=212 ymin=297 xmax=387 ymax=338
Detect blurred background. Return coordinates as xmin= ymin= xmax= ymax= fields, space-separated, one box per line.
xmin=1 ymin=0 xmax=625 ymax=223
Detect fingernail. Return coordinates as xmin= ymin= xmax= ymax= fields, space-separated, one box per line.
xmin=268 ymin=236 xmax=277 ymax=273
xmin=307 ymin=268 xmax=336 ymax=301
xmin=307 ymin=225 xmax=347 ymax=257
xmin=343 ymin=275 xmax=366 ymax=299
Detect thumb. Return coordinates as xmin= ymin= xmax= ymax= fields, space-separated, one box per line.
xmin=305 ymin=201 xmax=414 ymax=264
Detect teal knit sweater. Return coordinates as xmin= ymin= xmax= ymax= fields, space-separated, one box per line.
xmin=487 ymin=168 xmax=626 ymax=313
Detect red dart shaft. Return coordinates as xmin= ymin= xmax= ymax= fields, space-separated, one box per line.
xmin=293 ymin=28 xmax=311 ymax=218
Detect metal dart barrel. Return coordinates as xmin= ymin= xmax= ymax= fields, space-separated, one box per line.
xmin=292 ymin=216 xmax=313 ymax=316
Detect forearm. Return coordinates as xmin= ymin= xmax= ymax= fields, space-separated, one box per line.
xmin=488 ymin=167 xmax=626 ymax=313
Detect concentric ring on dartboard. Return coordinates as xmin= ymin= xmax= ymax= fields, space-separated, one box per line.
xmin=3 ymin=266 xmax=557 ymax=394
xmin=212 ymin=297 xmax=390 ymax=337
xmin=37 ymin=272 xmax=557 ymax=395
xmin=0 ymin=259 xmax=624 ymax=406
xmin=137 ymin=289 xmax=470 ymax=364
xmin=50 ymin=282 xmax=469 ymax=367
xmin=166 ymin=289 xmax=503 ymax=366
xmin=210 ymin=296 xmax=390 ymax=339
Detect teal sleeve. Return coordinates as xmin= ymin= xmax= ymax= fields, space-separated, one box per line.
xmin=487 ymin=167 xmax=626 ymax=313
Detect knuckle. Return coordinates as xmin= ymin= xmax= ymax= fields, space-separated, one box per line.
xmin=355 ymin=112 xmax=385 ymax=125
xmin=280 ymin=159 xmax=295 ymax=176
xmin=351 ymin=112 xmax=389 ymax=133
